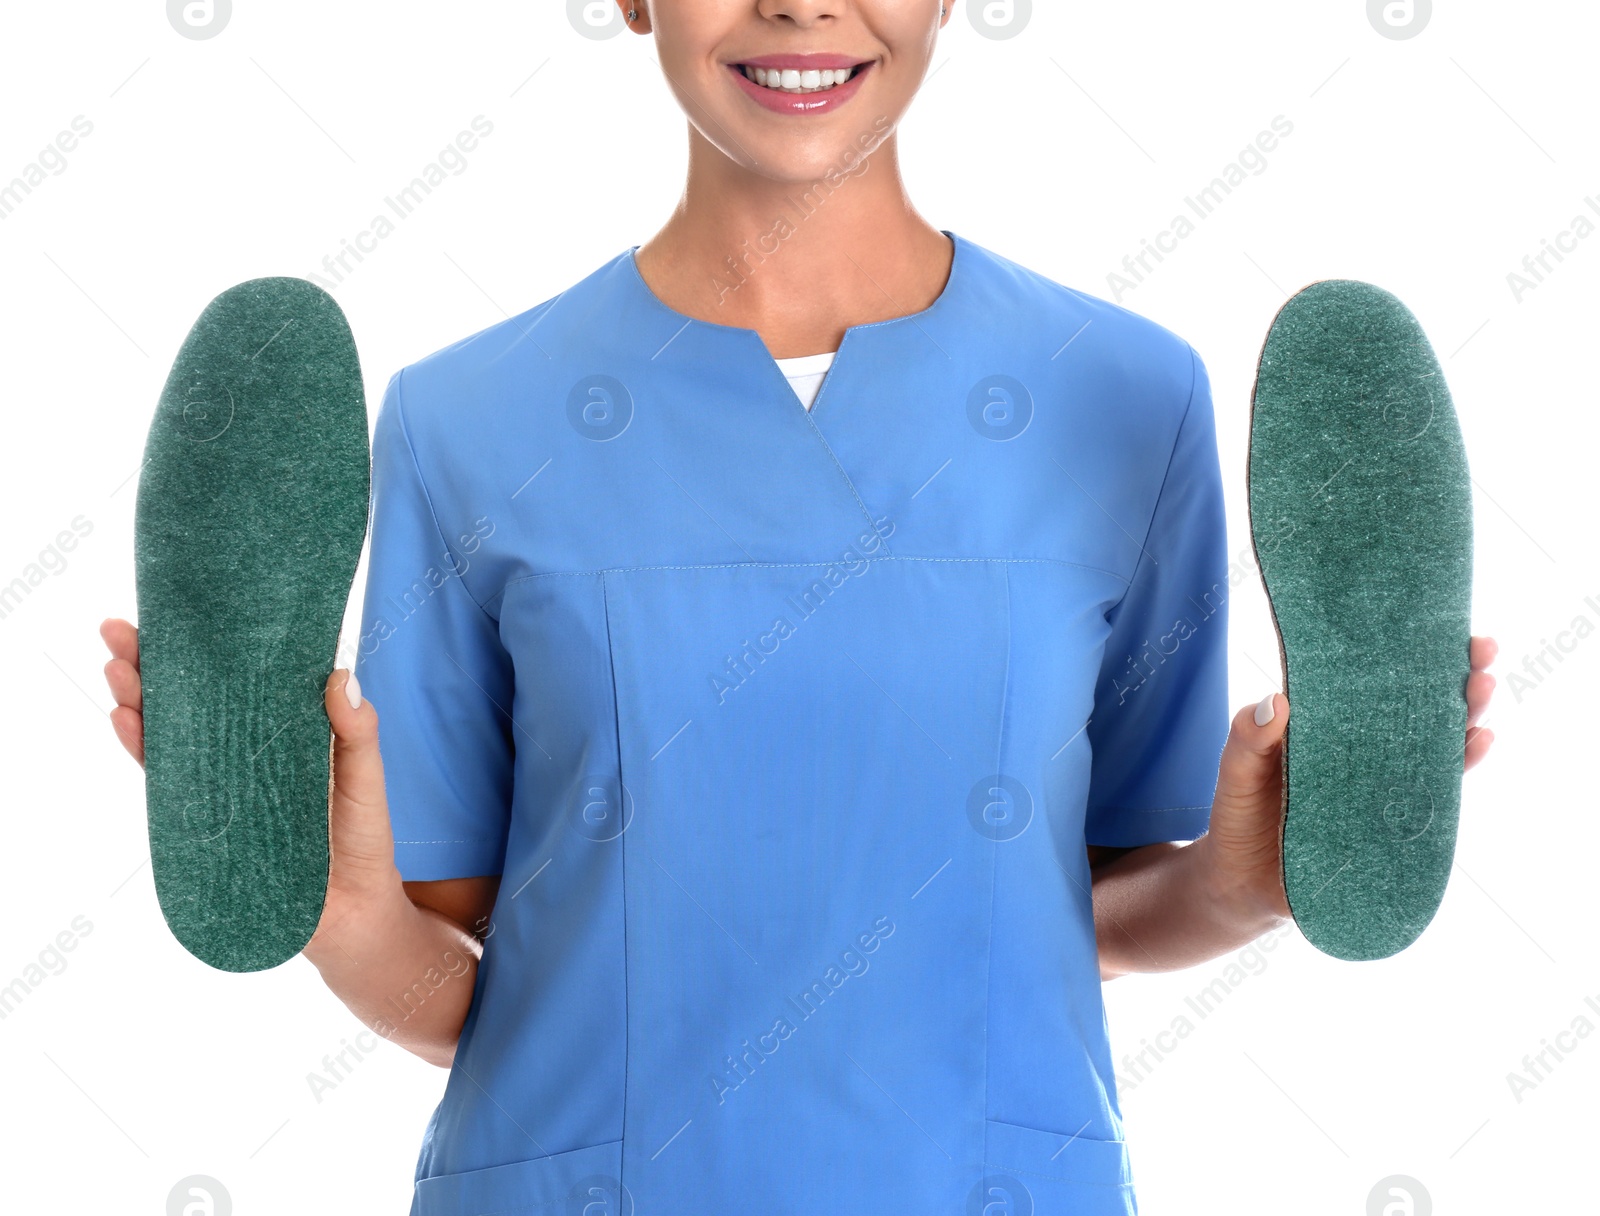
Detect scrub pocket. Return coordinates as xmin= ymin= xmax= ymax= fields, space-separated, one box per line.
xmin=983 ymin=1118 xmax=1137 ymax=1213
xmin=412 ymin=1139 xmax=624 ymax=1216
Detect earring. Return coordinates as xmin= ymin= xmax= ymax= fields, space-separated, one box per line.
xmin=626 ymin=7 xmax=638 ymax=20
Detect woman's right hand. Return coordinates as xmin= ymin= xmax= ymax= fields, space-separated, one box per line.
xmin=98 ymin=617 xmax=402 ymax=916
xmin=101 ymin=618 xmax=147 ymax=764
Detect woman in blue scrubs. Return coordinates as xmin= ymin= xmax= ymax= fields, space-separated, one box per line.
xmin=101 ymin=1 xmax=1501 ymax=1211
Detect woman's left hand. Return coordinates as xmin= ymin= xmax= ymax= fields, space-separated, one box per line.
xmin=1199 ymin=634 xmax=1499 ymax=924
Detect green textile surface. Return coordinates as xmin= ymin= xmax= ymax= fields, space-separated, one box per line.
xmin=1247 ymin=280 xmax=1473 ymax=962
xmin=134 ymin=278 xmax=369 ymax=972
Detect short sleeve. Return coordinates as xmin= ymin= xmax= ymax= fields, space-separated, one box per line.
xmin=1084 ymin=343 xmax=1230 ymax=848
xmin=352 ymin=369 xmax=515 ymax=881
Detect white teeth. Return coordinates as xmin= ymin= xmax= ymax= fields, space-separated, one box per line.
xmin=743 ymin=64 xmax=857 ymax=94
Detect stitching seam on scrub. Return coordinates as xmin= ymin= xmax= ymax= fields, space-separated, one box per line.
xmin=1103 ymin=342 xmax=1201 ymax=625
xmin=774 ymin=337 xmax=893 ymax=556
xmin=599 ymin=569 xmax=631 ymax=1186
xmin=487 ymin=556 xmax=1131 ymax=604
xmin=801 ymin=420 xmax=892 ymax=556
xmin=393 ymin=366 xmax=499 ymax=620
xmin=510 ymin=291 xmax=566 ymax=355
xmin=974 ymin=1161 xmax=1135 ymax=1188
xmin=982 ymin=559 xmax=1013 ymax=1169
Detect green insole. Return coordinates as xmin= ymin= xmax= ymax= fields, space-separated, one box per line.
xmin=135 ymin=278 xmax=369 ymax=972
xmin=1247 ymin=280 xmax=1473 ymax=962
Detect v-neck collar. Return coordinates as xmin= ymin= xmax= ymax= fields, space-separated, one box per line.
xmin=622 ymin=229 xmax=965 ymax=422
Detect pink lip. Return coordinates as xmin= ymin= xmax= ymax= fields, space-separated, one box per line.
xmin=727 ymin=60 xmax=872 ymax=116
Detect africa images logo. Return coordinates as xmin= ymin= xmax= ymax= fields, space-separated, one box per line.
xmin=167 ymin=1175 xmax=231 ymax=1215
xmin=967 ymin=0 xmax=1031 ymax=41
xmin=167 ymin=0 xmax=230 ymax=39
xmin=569 ymin=0 xmax=626 ymax=40
xmin=1367 ymin=0 xmax=1431 ymax=40
xmin=1366 ymin=1174 xmax=1431 ymax=1215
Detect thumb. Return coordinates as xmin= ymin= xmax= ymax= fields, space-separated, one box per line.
xmin=1213 ymin=691 xmax=1290 ymax=810
xmin=322 ymin=668 xmax=396 ymax=890
xmin=324 ymin=667 xmax=389 ymax=812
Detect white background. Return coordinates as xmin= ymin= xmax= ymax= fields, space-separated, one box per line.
xmin=1 ymin=1 xmax=1594 ymax=1212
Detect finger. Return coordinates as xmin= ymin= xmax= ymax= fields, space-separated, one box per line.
xmin=1213 ymin=692 xmax=1290 ymax=807
xmin=99 ymin=618 xmax=140 ymax=671
xmin=1469 ymin=635 xmax=1497 ymax=671
xmin=1465 ymin=725 xmax=1494 ymax=772
xmin=103 ymin=656 xmax=143 ymax=712
xmin=1465 ymin=669 xmax=1494 ymax=728
xmin=110 ymin=704 xmax=145 ymax=766
xmin=324 ymin=668 xmax=387 ymax=813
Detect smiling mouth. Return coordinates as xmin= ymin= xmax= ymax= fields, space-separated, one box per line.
xmin=732 ymin=63 xmax=871 ymax=95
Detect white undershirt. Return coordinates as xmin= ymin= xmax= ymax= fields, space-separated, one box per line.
xmin=774 ymin=351 xmax=836 ymax=411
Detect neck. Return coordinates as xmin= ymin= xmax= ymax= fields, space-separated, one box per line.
xmin=634 ymin=125 xmax=953 ymax=358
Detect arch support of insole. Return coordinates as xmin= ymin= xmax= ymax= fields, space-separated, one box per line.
xmin=1247 ymin=279 xmax=1473 ymax=962
xmin=135 ymin=278 xmax=369 ymax=972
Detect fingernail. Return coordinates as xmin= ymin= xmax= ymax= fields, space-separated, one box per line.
xmin=344 ymin=671 xmax=363 ymax=710
xmin=1254 ymin=692 xmax=1276 ymax=727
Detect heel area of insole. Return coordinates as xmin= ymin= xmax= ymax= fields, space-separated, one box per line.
xmin=143 ymin=646 xmax=332 ymax=971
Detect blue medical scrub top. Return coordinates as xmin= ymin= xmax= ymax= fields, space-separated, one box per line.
xmin=353 ymin=230 xmax=1229 ymax=1216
